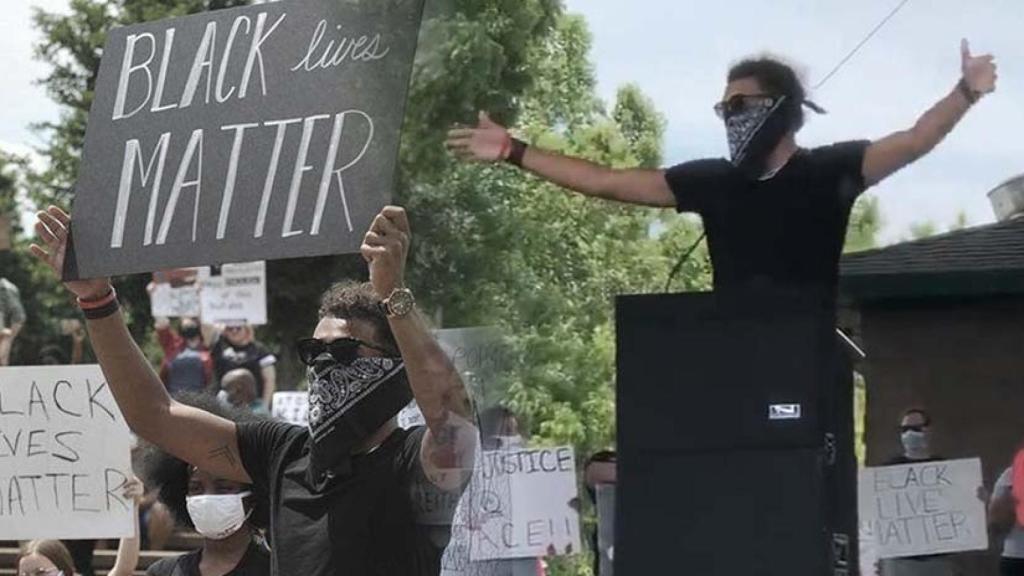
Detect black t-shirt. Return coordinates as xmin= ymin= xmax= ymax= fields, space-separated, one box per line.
xmin=237 ymin=421 xmax=459 ymax=576
xmin=211 ymin=338 xmax=276 ymax=396
xmin=145 ymin=541 xmax=270 ymax=576
xmin=664 ymin=141 xmax=871 ymax=296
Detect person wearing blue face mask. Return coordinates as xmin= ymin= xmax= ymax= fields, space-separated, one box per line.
xmin=447 ymin=40 xmax=998 ymax=299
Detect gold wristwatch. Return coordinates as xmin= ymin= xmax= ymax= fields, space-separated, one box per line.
xmin=381 ymin=287 xmax=415 ymax=318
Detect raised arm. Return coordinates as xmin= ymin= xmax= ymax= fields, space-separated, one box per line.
xmin=447 ymin=112 xmax=675 ymax=208
xmin=31 ymin=206 xmax=251 ymax=484
xmin=863 ymin=39 xmax=997 ymax=187
xmin=361 ymin=206 xmax=477 ymax=490
xmin=108 ymin=477 xmax=145 ymax=576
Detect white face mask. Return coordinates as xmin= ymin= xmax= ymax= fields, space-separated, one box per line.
xmin=186 ymin=491 xmax=252 ymax=540
xmin=901 ymin=430 xmax=930 ymax=459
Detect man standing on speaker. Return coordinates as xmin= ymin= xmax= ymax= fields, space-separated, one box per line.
xmin=447 ymin=41 xmax=997 ymax=297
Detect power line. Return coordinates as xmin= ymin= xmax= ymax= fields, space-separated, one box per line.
xmin=812 ymin=0 xmax=914 ymax=90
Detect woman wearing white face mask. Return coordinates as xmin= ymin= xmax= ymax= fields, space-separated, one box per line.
xmin=18 ymin=478 xmax=145 ymax=576
xmin=143 ymin=394 xmax=270 ymax=576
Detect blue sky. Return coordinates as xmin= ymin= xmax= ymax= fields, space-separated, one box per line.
xmin=2 ymin=0 xmax=1022 ymax=242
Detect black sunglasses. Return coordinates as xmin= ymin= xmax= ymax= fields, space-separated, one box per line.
xmin=899 ymin=425 xmax=927 ymax=433
xmin=295 ymin=337 xmax=388 ymax=366
xmin=713 ymin=93 xmax=778 ymax=119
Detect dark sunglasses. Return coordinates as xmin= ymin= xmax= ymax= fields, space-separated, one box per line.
xmin=899 ymin=425 xmax=927 ymax=433
xmin=295 ymin=337 xmax=388 ymax=366
xmin=713 ymin=93 xmax=778 ymax=119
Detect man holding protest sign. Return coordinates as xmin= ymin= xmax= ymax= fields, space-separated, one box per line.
xmin=878 ymin=408 xmax=957 ymax=576
xmin=32 ymin=205 xmax=477 ymax=576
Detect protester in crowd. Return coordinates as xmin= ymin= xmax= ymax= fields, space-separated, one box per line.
xmin=884 ymin=408 xmax=940 ymax=465
xmin=447 ymin=43 xmax=997 ymax=298
xmin=0 ymin=275 xmax=26 ymax=365
xmin=32 ymin=205 xmax=477 ymax=576
xmin=19 ymin=478 xmax=145 ymax=576
xmin=990 ymin=456 xmax=1024 ymax=576
xmin=479 ymin=405 xmax=527 ymax=451
xmin=208 ymin=324 xmax=276 ymax=408
xmin=470 ymin=406 xmax=545 ymax=576
xmin=156 ymin=316 xmax=215 ymax=396
xmin=877 ymin=408 xmax=982 ymax=576
xmin=584 ymin=450 xmax=617 ymax=576
xmin=144 ymin=393 xmax=271 ymax=576
xmin=219 ymin=368 xmax=270 ymax=417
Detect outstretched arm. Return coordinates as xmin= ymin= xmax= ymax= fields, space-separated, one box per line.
xmin=31 ymin=207 xmax=251 ymax=484
xmin=361 ymin=206 xmax=477 ymax=490
xmin=863 ymin=39 xmax=997 ymax=187
xmin=447 ymin=112 xmax=675 ymax=208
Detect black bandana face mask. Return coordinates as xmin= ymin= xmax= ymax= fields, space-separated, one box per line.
xmin=724 ymin=95 xmax=792 ymax=179
xmin=306 ymin=355 xmax=413 ymax=481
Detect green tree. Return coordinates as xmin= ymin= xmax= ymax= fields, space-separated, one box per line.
xmin=908 ymin=220 xmax=939 ymax=241
xmin=844 ymin=195 xmax=882 ymax=253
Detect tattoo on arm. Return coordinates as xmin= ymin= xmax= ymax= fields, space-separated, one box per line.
xmin=207 ymin=444 xmax=238 ymax=468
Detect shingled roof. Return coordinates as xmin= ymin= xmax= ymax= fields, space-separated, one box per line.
xmin=840 ymin=216 xmax=1024 ymax=301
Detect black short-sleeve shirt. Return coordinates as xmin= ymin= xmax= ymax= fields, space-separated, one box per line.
xmin=236 ymin=421 xmax=459 ymax=576
xmin=145 ymin=541 xmax=270 ymax=576
xmin=211 ymin=338 xmax=276 ymax=396
xmin=664 ymin=141 xmax=871 ymax=296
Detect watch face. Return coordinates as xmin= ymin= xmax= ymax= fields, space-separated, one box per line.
xmin=388 ymin=289 xmax=415 ymax=316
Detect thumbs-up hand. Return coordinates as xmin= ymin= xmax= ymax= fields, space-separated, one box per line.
xmin=445 ymin=111 xmax=512 ymax=163
xmin=961 ymin=39 xmax=997 ymax=97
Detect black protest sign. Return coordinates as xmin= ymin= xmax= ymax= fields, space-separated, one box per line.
xmin=68 ymin=0 xmax=424 ymax=279
xmin=0 ymin=365 xmax=134 ymax=539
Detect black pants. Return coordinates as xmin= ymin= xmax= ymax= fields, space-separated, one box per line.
xmin=1002 ymin=557 xmax=1024 ymax=576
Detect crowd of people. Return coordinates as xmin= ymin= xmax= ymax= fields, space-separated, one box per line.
xmin=2 ymin=40 xmax=1011 ymax=575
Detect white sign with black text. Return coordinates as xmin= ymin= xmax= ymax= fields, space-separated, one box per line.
xmin=469 ymin=446 xmax=581 ymax=560
xmin=199 ymin=261 xmax=267 ymax=325
xmin=858 ymin=458 xmax=988 ymax=559
xmin=0 ymin=365 xmax=134 ymax=539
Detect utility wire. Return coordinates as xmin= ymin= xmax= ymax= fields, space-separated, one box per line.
xmin=812 ymin=0 xmax=914 ymax=90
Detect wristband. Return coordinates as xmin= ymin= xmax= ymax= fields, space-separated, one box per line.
xmin=498 ymin=133 xmax=512 ymax=162
xmin=78 ymin=287 xmax=116 ymax=310
xmin=957 ymin=78 xmax=979 ymax=105
xmin=82 ymin=298 xmax=121 ymax=320
xmin=506 ymin=138 xmax=528 ymax=168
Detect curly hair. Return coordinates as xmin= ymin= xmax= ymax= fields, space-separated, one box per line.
xmin=140 ymin=392 xmax=270 ymax=530
xmin=318 ymin=280 xmax=398 ymax=353
xmin=728 ymin=55 xmax=809 ymax=131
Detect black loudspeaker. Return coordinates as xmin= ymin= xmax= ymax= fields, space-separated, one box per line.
xmin=615 ymin=291 xmax=857 ymax=576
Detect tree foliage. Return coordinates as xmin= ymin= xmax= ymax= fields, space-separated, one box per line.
xmin=12 ymin=3 xmax=893 ymax=573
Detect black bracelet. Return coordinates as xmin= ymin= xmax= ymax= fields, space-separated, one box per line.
xmin=957 ymin=78 xmax=979 ymax=105
xmin=83 ymin=298 xmax=120 ymax=320
xmin=506 ymin=138 xmax=528 ymax=168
